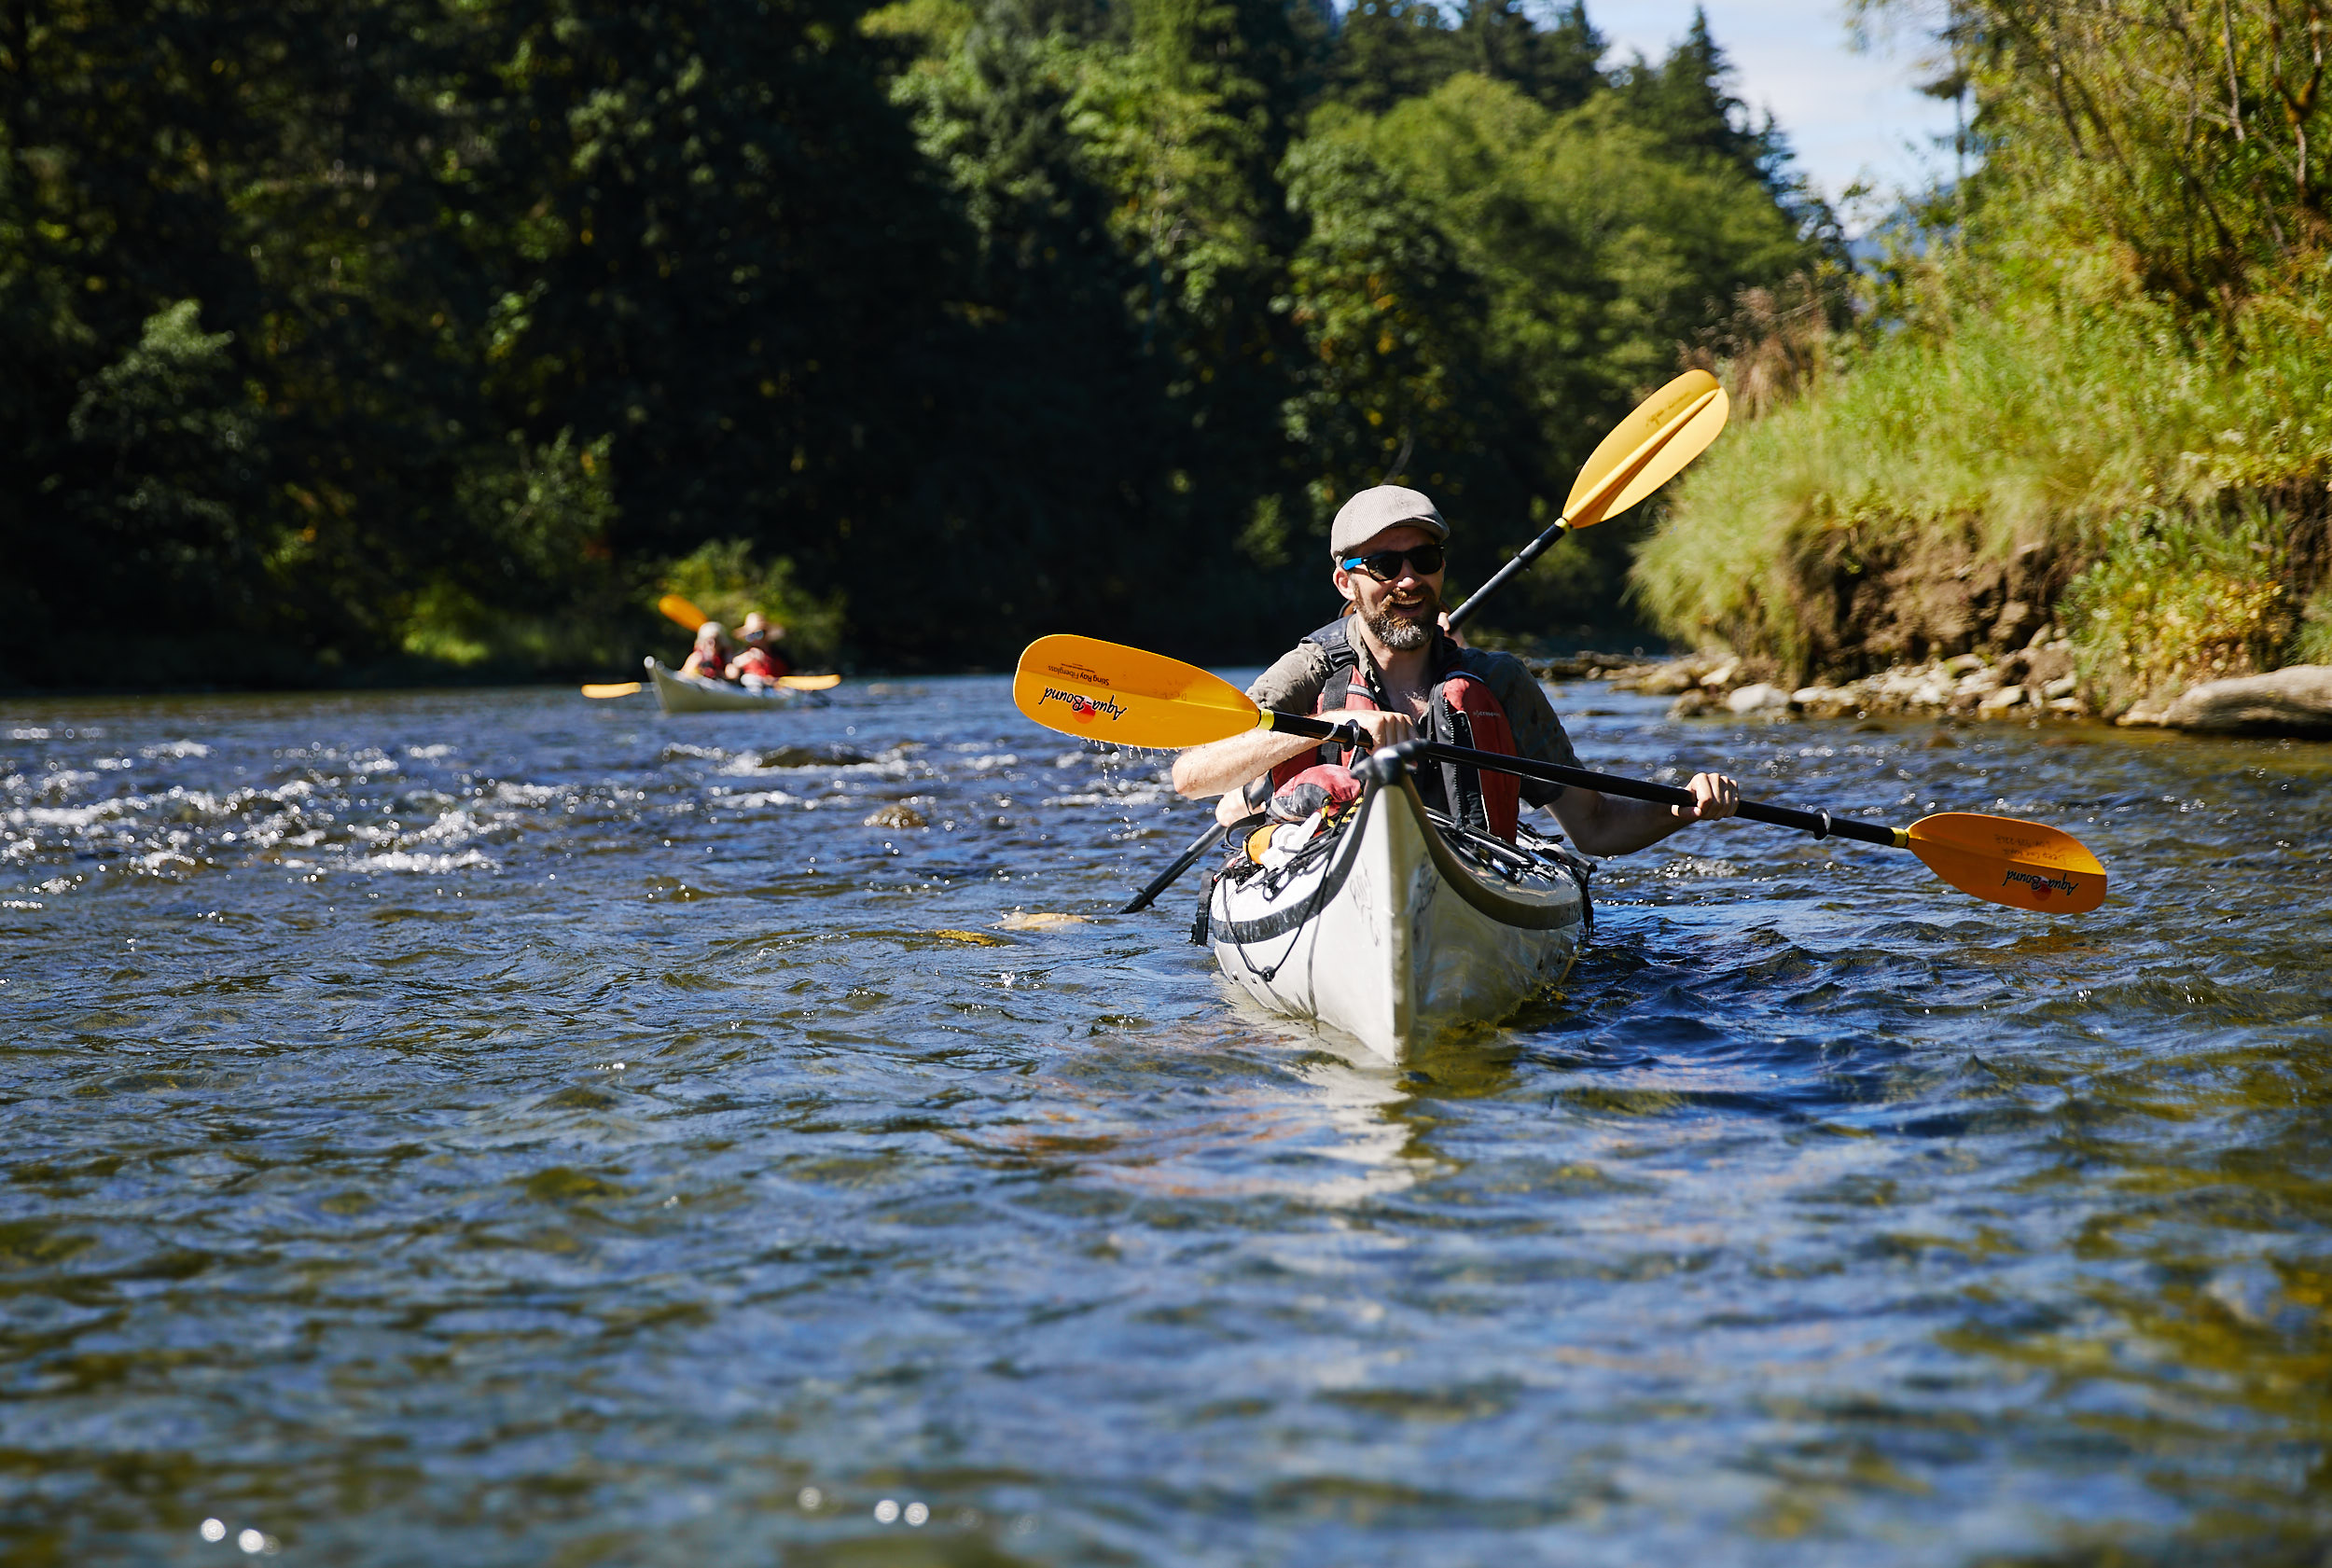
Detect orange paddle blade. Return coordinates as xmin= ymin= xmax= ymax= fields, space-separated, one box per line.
xmin=657 ymin=593 xmax=709 ymax=631
xmin=1013 ymin=635 xmax=1262 ymax=748
xmin=778 ymin=673 xmax=841 ymax=691
xmin=1907 ymin=812 xmax=2107 ymax=914
xmin=581 ymin=682 xmax=643 ymax=699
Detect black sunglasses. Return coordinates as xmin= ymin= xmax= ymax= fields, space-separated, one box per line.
xmin=1340 ymin=543 xmax=1445 ymax=581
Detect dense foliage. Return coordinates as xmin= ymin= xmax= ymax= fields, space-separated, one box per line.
xmin=1634 ymin=0 xmax=2332 ymax=711
xmin=3 ymin=0 xmax=1829 ymax=686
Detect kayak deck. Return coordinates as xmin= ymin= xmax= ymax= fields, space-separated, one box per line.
xmin=1208 ymin=769 xmax=1589 ymax=1061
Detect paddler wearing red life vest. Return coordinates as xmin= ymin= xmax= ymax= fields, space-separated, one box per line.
xmin=1169 ymin=484 xmax=1741 ymax=853
xmin=681 ymin=621 xmax=734 ymax=681
xmin=727 ymin=612 xmax=791 ymax=686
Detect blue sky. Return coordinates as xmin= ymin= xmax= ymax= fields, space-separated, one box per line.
xmin=1589 ymin=0 xmax=1958 ymax=224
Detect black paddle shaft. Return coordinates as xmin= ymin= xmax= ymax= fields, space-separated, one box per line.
xmin=1261 ymin=712 xmax=1903 ymax=848
xmin=1123 ymin=823 xmax=1227 ymax=913
xmin=1445 ymin=520 xmax=1568 ymax=631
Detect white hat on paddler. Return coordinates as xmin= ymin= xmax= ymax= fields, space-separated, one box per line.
xmin=1329 ymin=485 xmax=1450 ymax=560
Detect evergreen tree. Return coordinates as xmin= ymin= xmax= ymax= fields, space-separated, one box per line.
xmin=1615 ymin=7 xmax=1784 ymax=194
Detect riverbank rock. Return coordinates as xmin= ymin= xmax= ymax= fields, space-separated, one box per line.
xmin=1613 ymin=633 xmax=2091 ymax=724
xmin=1520 ymin=651 xmax=1646 ymax=682
xmin=1726 ymin=683 xmax=1790 ymax=715
xmin=2145 ymin=666 xmax=2332 ymax=736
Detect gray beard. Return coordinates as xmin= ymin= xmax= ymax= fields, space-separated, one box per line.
xmin=1365 ymin=597 xmax=1437 ymax=652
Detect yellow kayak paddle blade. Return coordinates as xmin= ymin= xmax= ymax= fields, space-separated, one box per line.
xmin=1558 ymin=370 xmax=1726 ymax=529
xmin=657 ymin=592 xmax=710 ymax=631
xmin=581 ymin=681 xmax=643 ymax=699
xmin=779 ymin=673 xmax=842 ymax=691
xmin=1906 ymin=812 xmax=2107 ymax=914
xmin=1013 ymin=635 xmax=1261 ymax=749
xmin=1589 ymin=386 xmax=1728 ymax=524
xmin=1564 ymin=370 xmax=1728 ymax=532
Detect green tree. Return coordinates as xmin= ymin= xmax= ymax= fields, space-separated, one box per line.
xmin=2 ymin=0 xmax=1851 ymax=681
xmin=1323 ymin=0 xmax=1607 ymax=117
xmin=471 ymin=0 xmax=962 ymax=571
xmin=1284 ymin=70 xmax=1824 ymax=635
xmin=1277 ymin=128 xmax=1519 ymax=529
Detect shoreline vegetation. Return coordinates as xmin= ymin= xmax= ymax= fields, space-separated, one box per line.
xmin=4 ymin=0 xmax=1832 ymax=692
xmin=1627 ymin=0 xmax=2332 ymax=736
xmin=12 ymin=1 xmax=2328 ymax=743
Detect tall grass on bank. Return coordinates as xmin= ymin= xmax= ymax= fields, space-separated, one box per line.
xmin=1631 ymin=261 xmax=2332 ymax=703
xmin=2060 ymin=506 xmax=2293 ymax=715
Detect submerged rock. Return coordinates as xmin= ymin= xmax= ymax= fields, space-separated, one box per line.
xmin=761 ymin=744 xmax=874 ymax=769
xmin=863 ymin=803 xmax=928 ymax=829
xmin=998 ymin=909 xmax=1087 ymax=931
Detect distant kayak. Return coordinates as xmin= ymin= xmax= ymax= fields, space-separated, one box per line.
xmin=644 ymin=658 xmax=829 ymax=715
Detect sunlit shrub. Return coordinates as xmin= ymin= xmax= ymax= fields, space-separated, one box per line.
xmin=1632 ymin=259 xmax=2332 ymax=685
xmin=2289 ymin=590 xmax=2332 ymax=669
xmin=661 ymin=540 xmax=846 ymax=669
xmin=2061 ymin=507 xmax=2290 ymax=715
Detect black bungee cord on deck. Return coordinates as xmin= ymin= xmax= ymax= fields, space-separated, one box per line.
xmin=1215 ymin=778 xmax=1381 ymax=983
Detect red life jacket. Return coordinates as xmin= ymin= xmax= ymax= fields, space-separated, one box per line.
xmin=1265 ymin=617 xmax=1521 ymax=840
xmin=730 ymin=646 xmax=787 ymax=682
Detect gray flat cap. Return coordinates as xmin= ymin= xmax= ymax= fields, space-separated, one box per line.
xmin=1329 ymin=485 xmax=1450 ymax=559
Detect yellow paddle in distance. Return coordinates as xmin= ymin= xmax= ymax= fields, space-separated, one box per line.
xmin=1447 ymin=368 xmax=1728 ymax=631
xmin=1013 ymin=635 xmax=2106 ymax=915
xmin=582 ymin=672 xmax=840 ymax=697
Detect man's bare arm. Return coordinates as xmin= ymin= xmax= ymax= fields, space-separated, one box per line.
xmin=1547 ymin=771 xmax=1739 ymax=856
xmin=1170 ymin=730 xmax=1321 ymax=802
xmin=1170 ymin=711 xmax=1422 ymax=813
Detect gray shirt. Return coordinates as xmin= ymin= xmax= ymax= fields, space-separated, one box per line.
xmin=1247 ymin=628 xmax=1581 ymax=809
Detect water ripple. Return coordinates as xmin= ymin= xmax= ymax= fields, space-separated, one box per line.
xmin=1 ymin=681 xmax=2328 ymax=1562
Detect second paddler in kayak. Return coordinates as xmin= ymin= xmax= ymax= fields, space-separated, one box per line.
xmin=1168 ymin=484 xmax=1742 ymax=851
xmin=679 ymin=611 xmax=793 ymax=689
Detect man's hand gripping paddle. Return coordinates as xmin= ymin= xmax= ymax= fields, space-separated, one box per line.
xmin=1446 ymin=368 xmax=1729 ymax=631
xmin=1017 ymin=635 xmax=2107 ymax=916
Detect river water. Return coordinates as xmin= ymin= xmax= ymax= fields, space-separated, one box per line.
xmin=3 ymin=675 xmax=2328 ymax=1565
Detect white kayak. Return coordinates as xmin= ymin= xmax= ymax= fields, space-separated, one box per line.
xmin=644 ymin=658 xmax=813 ymax=715
xmin=1207 ymin=765 xmax=1589 ymax=1062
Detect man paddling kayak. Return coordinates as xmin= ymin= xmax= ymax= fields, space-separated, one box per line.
xmin=726 ymin=613 xmax=791 ymax=686
xmin=1169 ymin=484 xmax=1741 ymax=853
